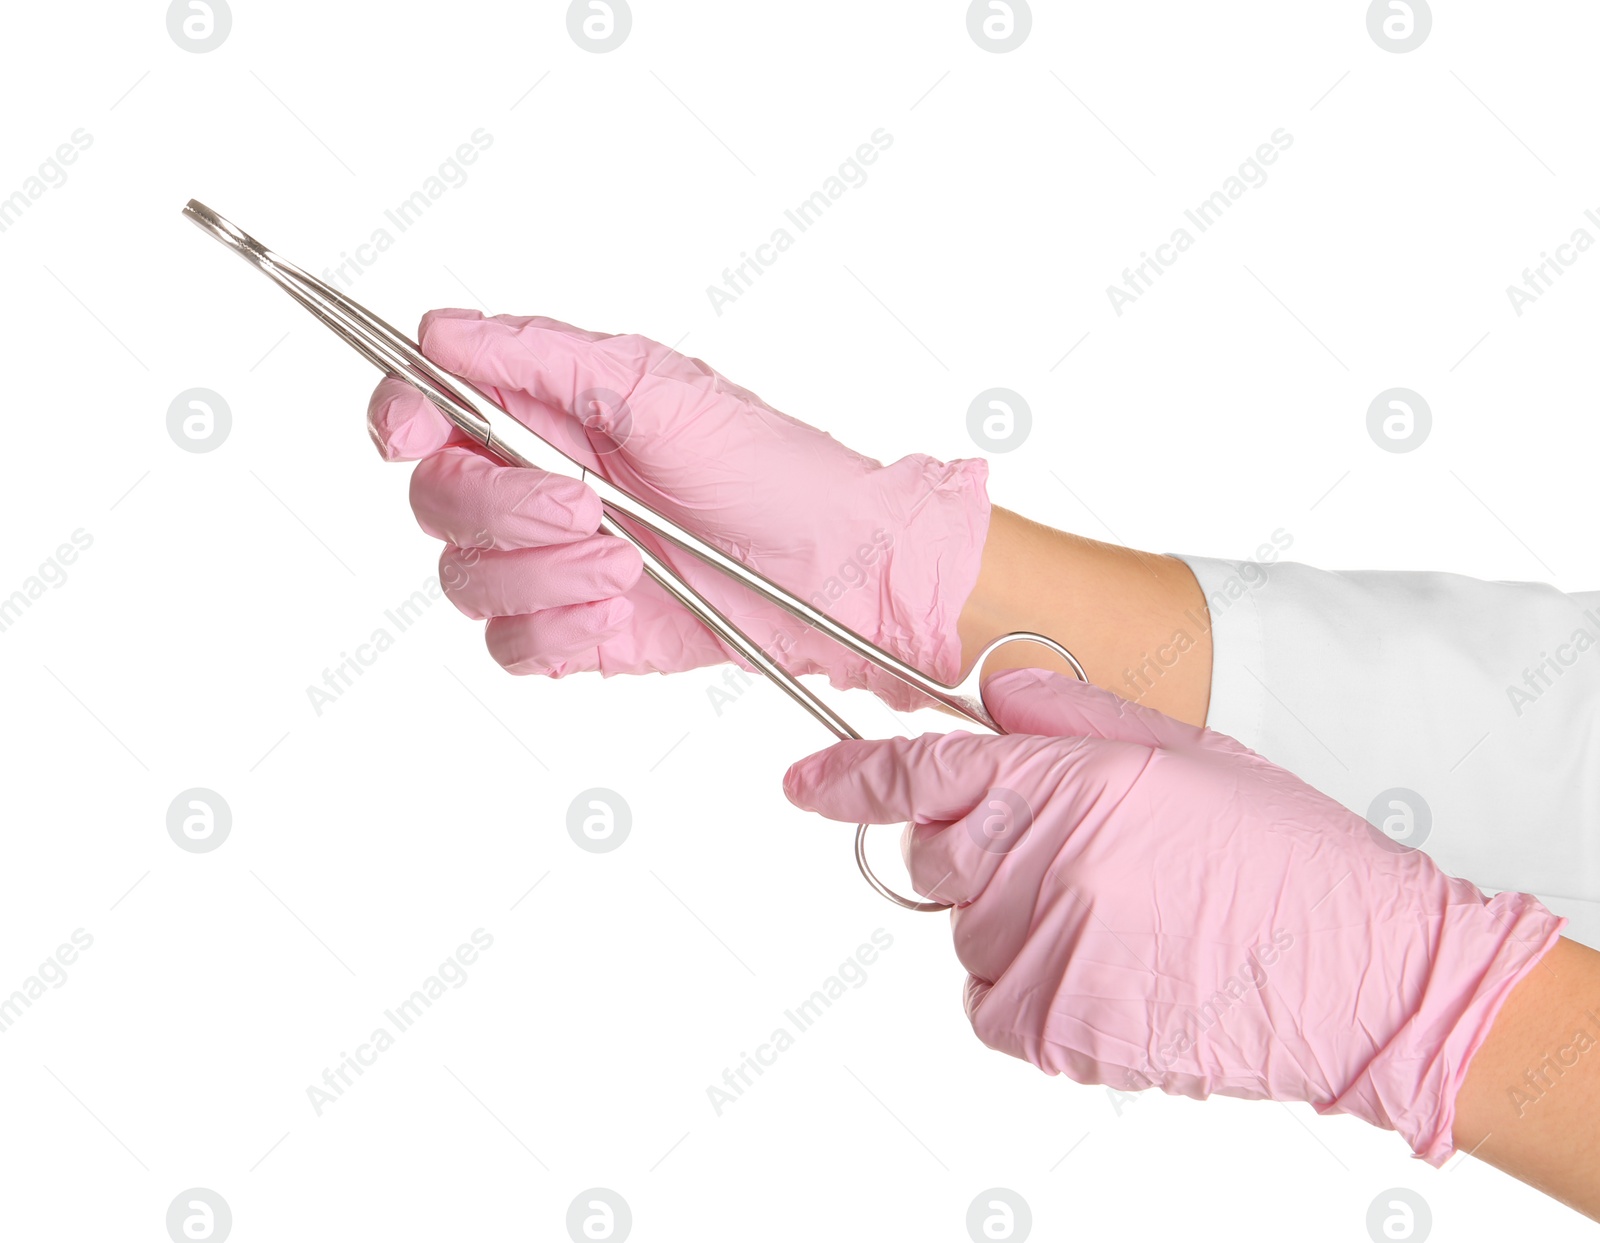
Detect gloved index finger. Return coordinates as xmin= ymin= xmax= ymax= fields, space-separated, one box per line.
xmin=782 ymin=731 xmax=1050 ymax=827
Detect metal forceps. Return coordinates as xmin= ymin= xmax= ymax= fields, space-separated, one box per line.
xmin=182 ymin=199 xmax=1088 ymax=912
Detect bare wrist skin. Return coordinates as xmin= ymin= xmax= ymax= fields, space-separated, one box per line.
xmin=957 ymin=506 xmax=1213 ymax=726
xmin=1452 ymin=936 xmax=1600 ymax=1219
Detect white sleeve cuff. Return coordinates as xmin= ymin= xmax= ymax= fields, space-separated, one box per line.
xmin=1171 ymin=552 xmax=1600 ymax=941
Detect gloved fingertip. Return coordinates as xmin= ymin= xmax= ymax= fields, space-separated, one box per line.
xmin=608 ymin=535 xmax=645 ymax=591
xmin=781 ymin=756 xmax=820 ymax=810
xmin=493 ymin=466 xmax=609 ymax=546
xmin=782 ymin=742 xmax=865 ymax=815
xmin=488 ymin=596 xmax=633 ymax=675
xmin=567 ymin=483 xmax=606 ymax=539
xmin=575 ymin=594 xmax=634 ymax=644
xmin=367 ymin=377 xmax=454 ymax=461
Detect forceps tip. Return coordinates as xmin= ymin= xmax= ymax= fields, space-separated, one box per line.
xmin=182 ymin=198 xmax=269 ymax=264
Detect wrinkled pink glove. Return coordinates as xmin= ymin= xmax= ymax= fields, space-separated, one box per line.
xmin=366 ymin=309 xmax=990 ymax=709
xmin=783 ymin=668 xmax=1565 ymax=1165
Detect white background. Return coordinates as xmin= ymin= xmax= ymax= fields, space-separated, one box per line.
xmin=1 ymin=0 xmax=1596 ymax=1238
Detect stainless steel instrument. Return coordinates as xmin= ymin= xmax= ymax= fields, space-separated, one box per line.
xmin=182 ymin=199 xmax=1087 ymax=911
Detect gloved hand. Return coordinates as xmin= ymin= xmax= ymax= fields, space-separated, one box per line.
xmin=367 ymin=310 xmax=991 ymax=709
xmin=782 ymin=668 xmax=1566 ymax=1165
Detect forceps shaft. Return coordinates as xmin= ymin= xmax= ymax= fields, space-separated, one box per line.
xmin=182 ymin=199 xmax=1086 ymax=912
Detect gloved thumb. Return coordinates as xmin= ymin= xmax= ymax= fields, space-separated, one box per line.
xmin=982 ymin=667 xmax=1209 ymax=750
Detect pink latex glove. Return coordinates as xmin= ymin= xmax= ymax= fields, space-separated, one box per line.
xmin=366 ymin=310 xmax=991 ymax=709
xmin=783 ymin=668 xmax=1566 ymax=1165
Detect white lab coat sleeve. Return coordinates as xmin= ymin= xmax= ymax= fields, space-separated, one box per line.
xmin=1173 ymin=553 xmax=1600 ymax=945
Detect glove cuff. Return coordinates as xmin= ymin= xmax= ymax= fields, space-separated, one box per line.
xmin=832 ymin=454 xmax=991 ymax=711
xmin=1323 ymin=890 xmax=1565 ymax=1166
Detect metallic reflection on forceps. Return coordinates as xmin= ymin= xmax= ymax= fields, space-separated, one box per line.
xmin=181 ymin=199 xmax=1087 ymax=912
